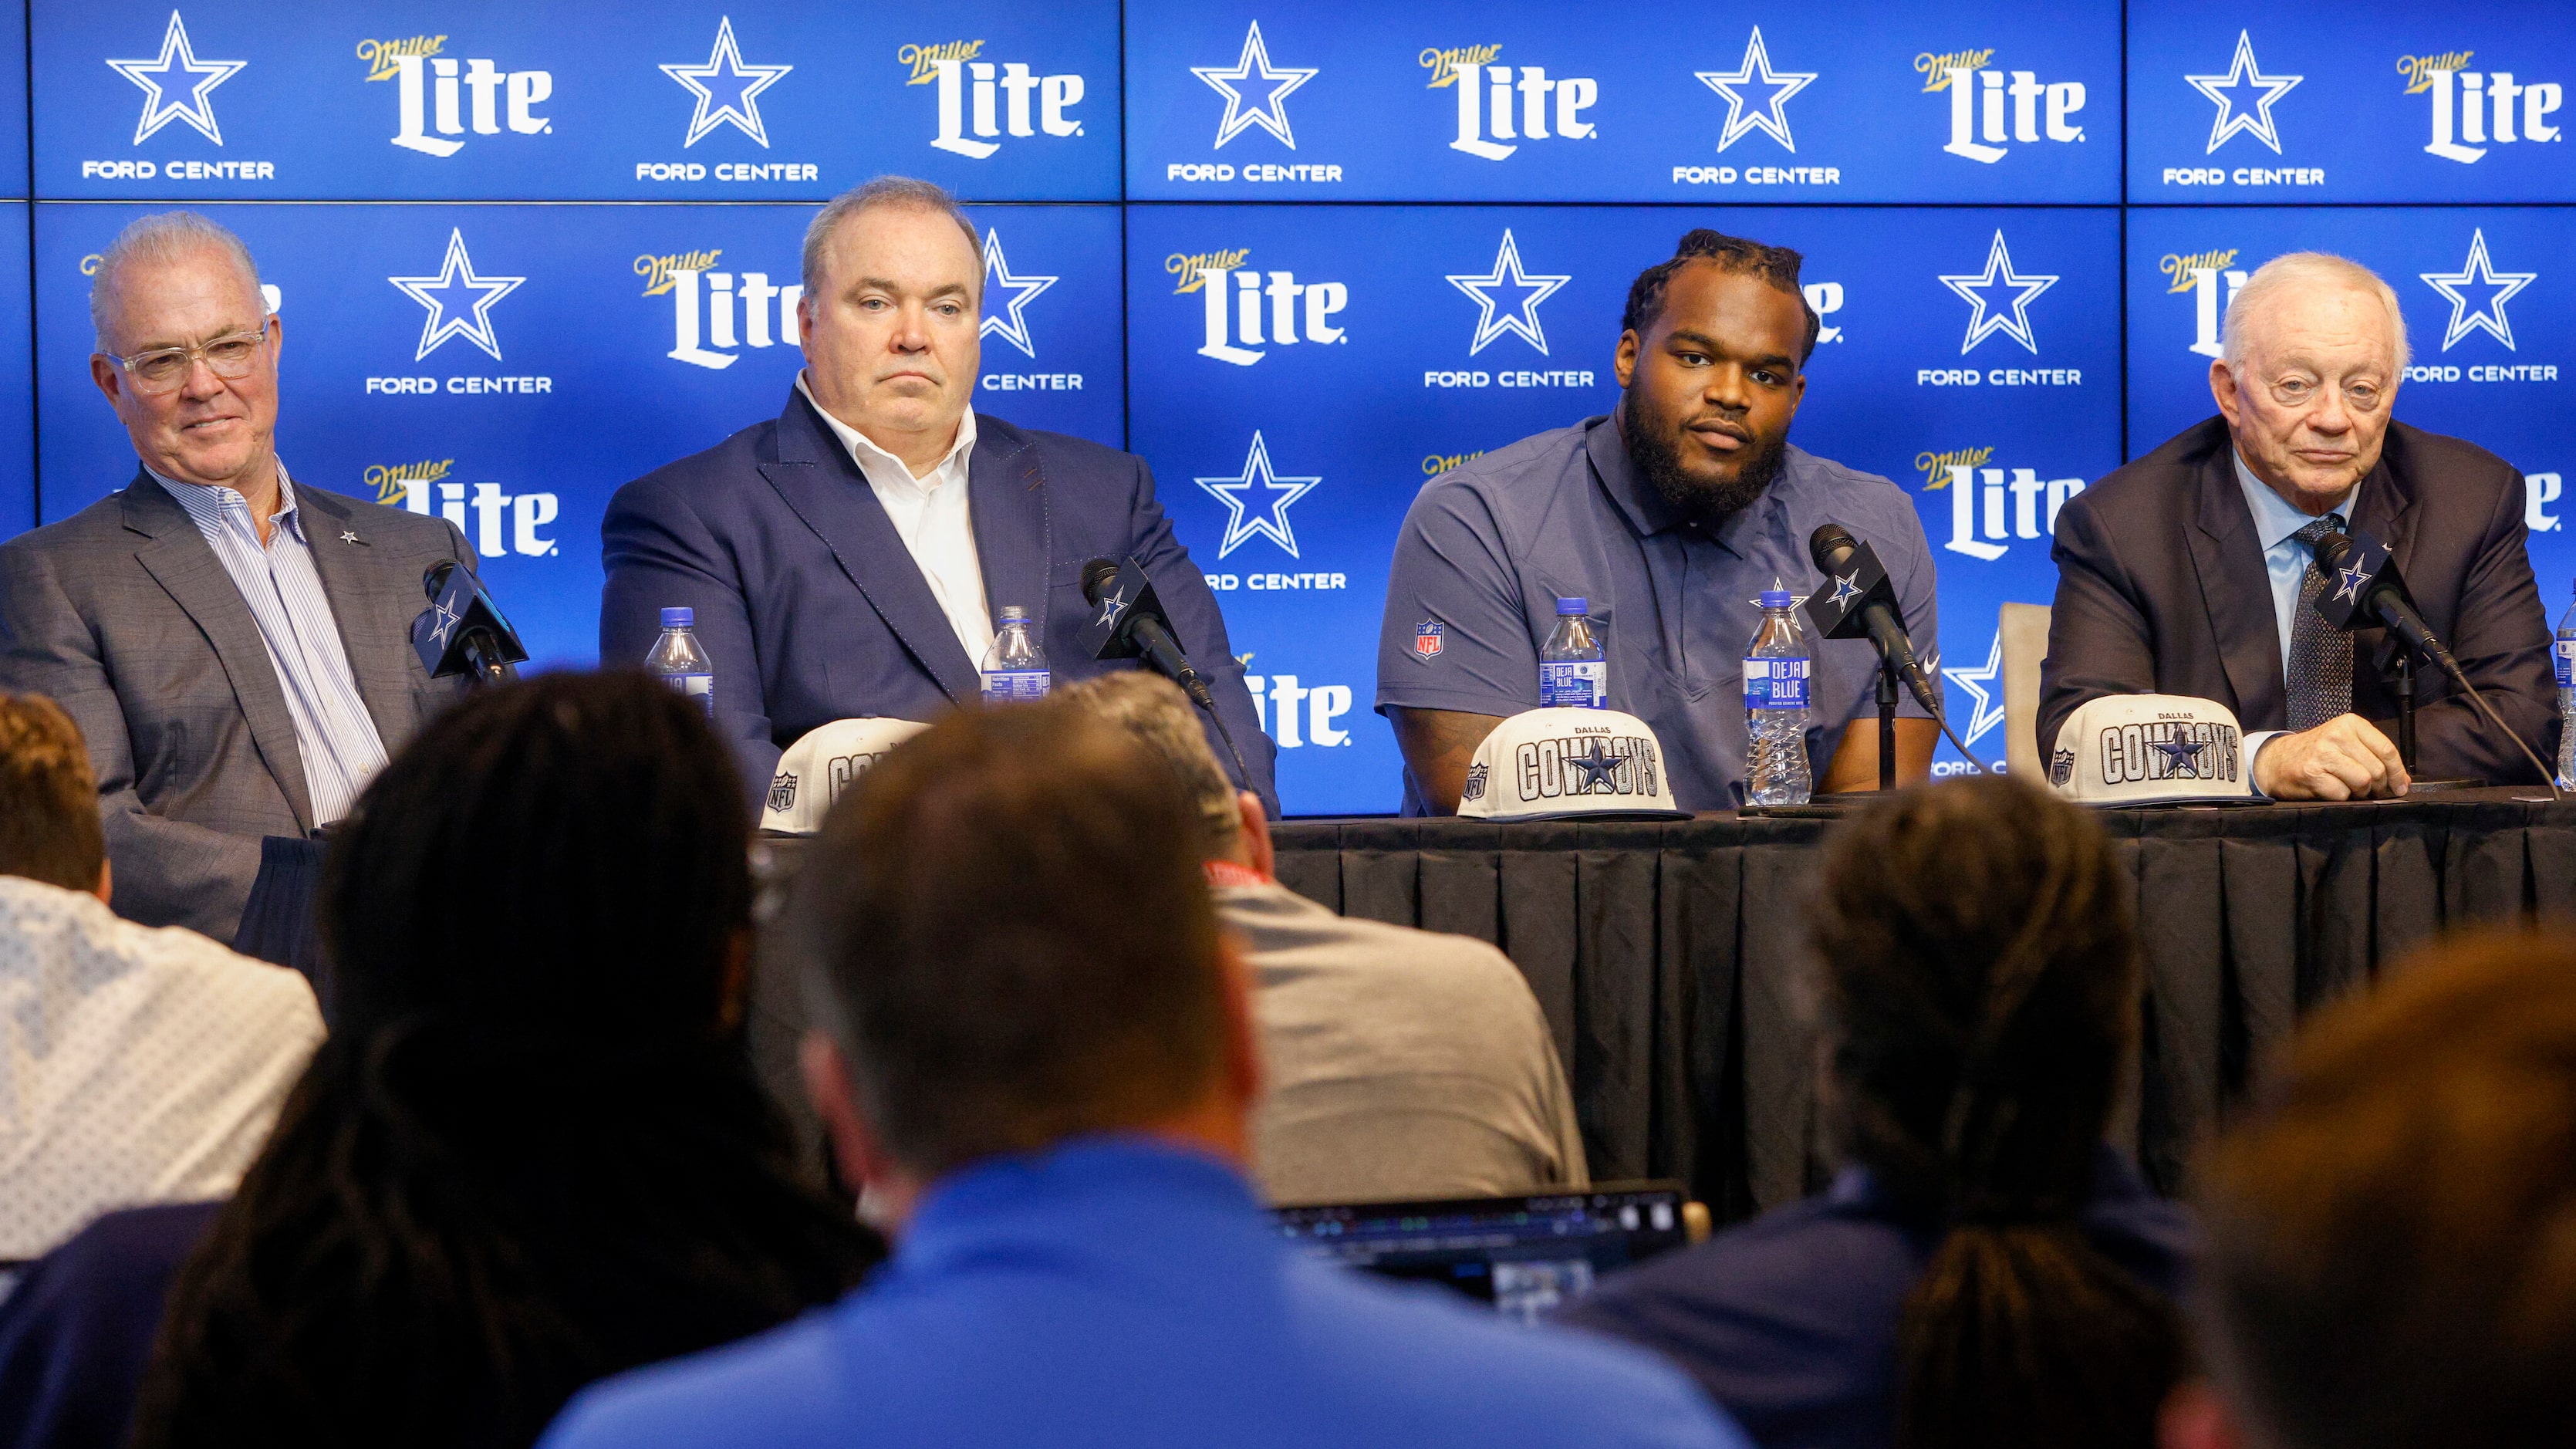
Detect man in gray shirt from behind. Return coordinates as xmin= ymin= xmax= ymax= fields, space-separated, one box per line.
xmin=1057 ymin=673 xmax=1588 ymax=1204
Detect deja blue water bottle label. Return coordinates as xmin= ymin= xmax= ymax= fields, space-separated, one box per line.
xmin=665 ymin=672 xmax=714 ymax=718
xmin=1539 ymin=660 xmax=1607 ymax=708
xmin=981 ymin=669 xmax=1052 ymax=703
xmin=2555 ymin=637 xmax=2574 ymax=687
xmin=1744 ymin=658 xmax=1811 ymax=711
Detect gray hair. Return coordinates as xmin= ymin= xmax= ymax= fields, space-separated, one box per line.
xmin=89 ymin=211 xmax=265 ymax=353
xmin=799 ymin=176 xmax=979 ymax=299
xmin=1052 ymin=672 xmax=1244 ymax=859
xmin=2221 ymin=251 xmax=2410 ymax=373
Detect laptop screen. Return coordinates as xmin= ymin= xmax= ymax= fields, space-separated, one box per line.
xmin=1272 ymin=1183 xmax=1695 ymax=1325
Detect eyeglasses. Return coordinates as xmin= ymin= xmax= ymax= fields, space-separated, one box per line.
xmin=100 ymin=327 xmax=271 ymax=395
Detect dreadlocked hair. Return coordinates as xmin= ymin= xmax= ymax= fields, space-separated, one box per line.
xmin=1812 ymin=775 xmax=2183 ymax=1449
xmin=1621 ymin=228 xmax=1821 ymax=360
xmin=130 ymin=671 xmax=881 ymax=1449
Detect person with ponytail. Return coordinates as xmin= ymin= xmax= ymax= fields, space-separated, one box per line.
xmin=114 ymin=671 xmax=882 ymax=1449
xmin=1555 ymin=775 xmax=2192 ymax=1449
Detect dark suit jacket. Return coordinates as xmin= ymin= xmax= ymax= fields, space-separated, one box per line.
xmin=2041 ymin=417 xmax=2558 ymax=784
xmin=599 ymin=390 xmax=1278 ymax=812
xmin=0 ymin=474 xmax=486 ymax=941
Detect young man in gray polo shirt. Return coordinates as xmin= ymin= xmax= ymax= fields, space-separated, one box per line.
xmin=1057 ymin=672 xmax=1588 ymax=1205
xmin=1377 ymin=230 xmax=1942 ymax=813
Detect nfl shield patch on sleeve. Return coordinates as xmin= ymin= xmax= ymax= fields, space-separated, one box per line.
xmin=1413 ymin=619 xmax=1446 ymax=660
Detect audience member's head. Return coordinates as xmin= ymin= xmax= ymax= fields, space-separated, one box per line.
xmin=1815 ymin=776 xmax=2181 ymax=1449
xmin=1054 ymin=671 xmax=1271 ymax=876
xmin=0 ymin=692 xmax=106 ymax=900
xmin=780 ymin=698 xmax=1258 ymax=1222
xmin=133 ymin=672 xmax=879 ymax=1449
xmin=2173 ymin=931 xmax=2576 ymax=1449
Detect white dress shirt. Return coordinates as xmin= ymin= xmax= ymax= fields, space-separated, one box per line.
xmin=0 ymin=876 xmax=322 ymax=1261
xmin=796 ymin=373 xmax=996 ymax=666
xmin=151 ymin=463 xmax=391 ymax=826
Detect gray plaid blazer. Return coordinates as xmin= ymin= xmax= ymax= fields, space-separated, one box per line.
xmin=0 ymin=471 xmax=490 ymax=942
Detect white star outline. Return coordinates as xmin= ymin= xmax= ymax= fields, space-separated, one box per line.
xmin=106 ymin=11 xmax=245 ymax=147
xmin=1447 ymin=230 xmax=1570 ymax=357
xmin=1192 ymin=21 xmax=1316 ymax=150
xmin=2335 ymin=565 xmax=2372 ymax=603
xmin=1093 ymin=586 xmax=1129 ymax=629
xmin=978 ymin=230 xmax=1058 ymax=360
xmin=660 ymin=15 xmax=792 ymax=148
xmin=426 ymin=600 xmax=461 ymax=647
xmin=1696 ymin=28 xmax=1815 ymax=154
xmin=1197 ymin=432 xmax=1321 ymax=559
xmin=388 ymin=229 xmax=525 ymax=363
xmin=339 ymin=530 xmax=360 ymax=544
xmin=1942 ymin=633 xmax=2007 ymax=748
xmin=1940 ymin=231 xmax=2059 ymax=356
xmin=2419 ymin=228 xmax=2536 ymax=353
xmin=1828 ymin=572 xmax=1864 ymax=608
xmin=2184 ymin=30 xmax=2302 ymax=156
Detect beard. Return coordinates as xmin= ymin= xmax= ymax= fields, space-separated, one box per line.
xmin=1621 ymin=393 xmax=1789 ymax=529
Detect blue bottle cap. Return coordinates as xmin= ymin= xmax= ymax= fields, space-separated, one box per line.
xmin=1555 ymin=596 xmax=1588 ymax=616
xmin=660 ymin=606 xmax=694 ymax=629
xmin=1759 ymin=590 xmax=1793 ymax=609
xmin=998 ymin=605 xmax=1028 ymax=623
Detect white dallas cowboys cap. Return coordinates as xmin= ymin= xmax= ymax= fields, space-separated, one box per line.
xmin=759 ymin=718 xmax=931 ymax=834
xmin=1459 ymin=708 xmax=1690 ymax=822
xmin=2048 ymin=694 xmax=2257 ymax=807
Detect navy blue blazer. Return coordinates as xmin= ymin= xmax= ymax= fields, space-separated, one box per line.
xmin=601 ymin=390 xmax=1277 ymax=813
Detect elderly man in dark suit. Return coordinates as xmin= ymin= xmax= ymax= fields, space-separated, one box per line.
xmin=0 ymin=211 xmax=487 ymax=942
xmin=599 ymin=177 xmax=1275 ymax=813
xmin=2043 ymin=252 xmax=2556 ymax=798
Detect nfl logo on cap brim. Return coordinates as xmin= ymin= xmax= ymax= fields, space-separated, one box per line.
xmin=759 ymin=718 xmax=932 ymax=834
xmin=2049 ymin=694 xmax=2261 ymax=808
xmin=1458 ymin=707 xmax=1690 ymax=822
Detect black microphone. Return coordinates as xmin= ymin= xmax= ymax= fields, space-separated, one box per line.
xmin=1805 ymin=524 xmax=1942 ymax=714
xmin=2308 ymin=525 xmax=2561 ymax=796
xmin=1077 ymin=556 xmax=1247 ymax=780
xmin=412 ymin=560 xmax=528 ymax=682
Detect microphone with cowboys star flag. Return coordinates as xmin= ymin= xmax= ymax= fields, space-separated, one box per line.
xmin=1803 ymin=522 xmax=1984 ymax=775
xmin=413 ymin=560 xmax=529 ymax=683
xmin=1080 ymin=555 xmax=1248 ymax=781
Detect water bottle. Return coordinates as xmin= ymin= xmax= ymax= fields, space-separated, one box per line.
xmin=1538 ymin=596 xmax=1606 ymax=708
xmin=2555 ymin=582 xmax=2576 ymax=789
xmin=1744 ymin=587 xmax=1812 ymax=806
xmin=645 ymin=606 xmax=714 ymax=720
xmin=981 ymin=606 xmax=1051 ymax=703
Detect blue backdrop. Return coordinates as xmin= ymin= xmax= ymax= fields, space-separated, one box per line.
xmin=7 ymin=1 xmax=2571 ymax=814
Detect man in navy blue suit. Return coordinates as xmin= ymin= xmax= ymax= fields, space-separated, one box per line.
xmin=600 ymin=177 xmax=1276 ymax=812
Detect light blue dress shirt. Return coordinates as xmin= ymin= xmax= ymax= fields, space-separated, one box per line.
xmin=539 ymin=1137 xmax=1746 ymax=1449
xmin=152 ymin=465 xmax=390 ymax=826
xmin=2230 ymin=451 xmax=2358 ymax=670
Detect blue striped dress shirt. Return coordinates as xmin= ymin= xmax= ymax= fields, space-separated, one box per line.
xmin=151 ymin=466 xmax=390 ymax=826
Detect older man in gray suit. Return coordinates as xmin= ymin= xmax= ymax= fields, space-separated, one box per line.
xmin=0 ymin=212 xmax=489 ymax=943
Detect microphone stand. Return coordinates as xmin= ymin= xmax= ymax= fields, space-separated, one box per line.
xmin=1876 ymin=658 xmax=1899 ymax=792
xmin=2389 ymin=648 xmax=2417 ymax=773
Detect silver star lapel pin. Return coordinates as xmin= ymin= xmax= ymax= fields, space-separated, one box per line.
xmin=340 ymin=530 xmax=361 ymax=545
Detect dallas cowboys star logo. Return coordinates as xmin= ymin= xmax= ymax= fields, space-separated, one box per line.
xmin=1696 ymin=28 xmax=1815 ymax=154
xmin=2151 ymin=735 xmax=2209 ymax=776
xmin=339 ymin=530 xmax=360 ymax=545
xmin=1940 ymin=231 xmax=2058 ymax=356
xmin=1197 ymin=432 xmax=1321 ymax=559
xmin=978 ymin=230 xmax=1058 ymax=360
xmin=1828 ymin=572 xmax=1864 ymax=608
xmin=2184 ymin=30 xmax=2302 ymax=156
xmin=426 ymin=600 xmax=460 ymax=647
xmin=1447 ymin=230 xmax=1569 ymax=357
xmin=2335 ymin=565 xmax=2372 ymax=603
xmin=1094 ymin=586 xmax=1128 ymax=629
xmin=661 ymin=16 xmax=792 ymax=148
xmin=388 ymin=229 xmax=525 ymax=363
xmin=2419 ymin=228 xmax=2536 ymax=353
xmin=1941 ymin=632 xmax=2007 ymax=748
xmin=1193 ymin=21 xmax=1316 ymax=150
xmin=107 ymin=11 xmax=245 ymax=147
xmin=1565 ymin=741 xmax=1624 ymax=792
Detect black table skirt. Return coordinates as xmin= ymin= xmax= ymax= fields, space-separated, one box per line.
xmin=1271 ymin=789 xmax=2576 ymax=1222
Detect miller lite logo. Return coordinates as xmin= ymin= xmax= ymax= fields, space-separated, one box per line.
xmin=2402 ymin=50 xmax=2564 ymax=164
xmin=379 ymin=39 xmax=554 ymax=157
xmin=1423 ymin=43 xmax=1599 ymax=160
xmin=901 ymin=39 xmax=1086 ymax=160
xmin=1183 ymin=253 xmax=1347 ymax=366
xmin=1919 ymin=47 xmax=2088 ymax=164
xmin=1917 ymin=446 xmax=2084 ymax=562
xmin=2165 ymin=248 xmax=2247 ymax=360
xmin=640 ymin=248 xmax=803 ymax=371
xmin=368 ymin=457 xmax=559 ymax=559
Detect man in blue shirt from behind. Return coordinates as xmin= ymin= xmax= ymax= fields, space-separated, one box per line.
xmin=540 ymin=701 xmax=1743 ymax=1449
